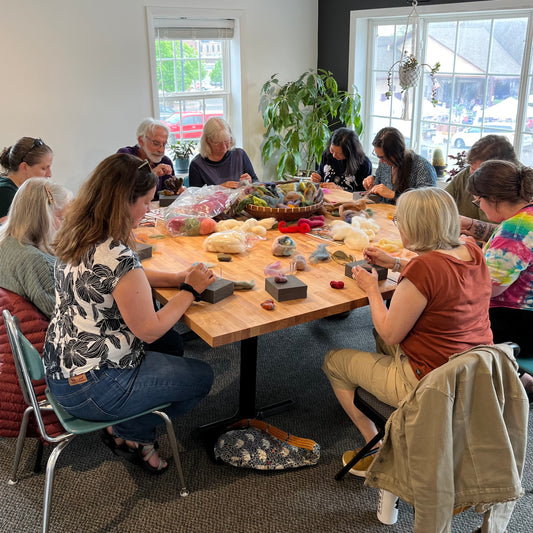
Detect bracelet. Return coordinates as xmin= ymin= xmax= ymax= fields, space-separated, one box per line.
xmin=467 ymin=218 xmax=474 ymax=231
xmin=392 ymin=257 xmax=402 ymax=273
xmin=179 ymin=282 xmax=202 ymax=301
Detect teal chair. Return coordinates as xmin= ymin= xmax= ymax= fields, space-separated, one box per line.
xmin=3 ymin=309 xmax=189 ymax=533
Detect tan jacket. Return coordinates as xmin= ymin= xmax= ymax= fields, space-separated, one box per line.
xmin=365 ymin=344 xmax=528 ymax=533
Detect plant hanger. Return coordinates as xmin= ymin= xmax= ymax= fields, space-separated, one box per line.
xmin=385 ymin=0 xmax=440 ymax=120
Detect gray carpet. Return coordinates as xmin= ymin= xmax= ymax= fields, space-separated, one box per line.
xmin=0 ymin=307 xmax=532 ymax=532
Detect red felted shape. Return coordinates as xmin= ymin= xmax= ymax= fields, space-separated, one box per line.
xmin=0 ymin=288 xmax=63 ymax=440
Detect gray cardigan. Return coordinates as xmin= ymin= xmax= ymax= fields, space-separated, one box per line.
xmin=0 ymin=236 xmax=56 ymax=318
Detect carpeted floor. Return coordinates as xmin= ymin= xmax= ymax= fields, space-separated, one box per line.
xmin=0 ymin=307 xmax=531 ymax=532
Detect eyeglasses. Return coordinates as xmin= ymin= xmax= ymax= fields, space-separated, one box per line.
xmin=372 ymin=149 xmax=386 ymax=161
xmin=210 ymin=138 xmax=232 ymax=146
xmin=145 ymin=137 xmax=168 ymax=150
xmin=471 ymin=197 xmax=482 ymax=209
xmin=138 ymin=159 xmax=151 ymax=171
xmin=392 ymin=215 xmax=399 ymax=227
xmin=21 ymin=138 xmax=44 ymax=163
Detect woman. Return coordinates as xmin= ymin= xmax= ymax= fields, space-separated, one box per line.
xmin=188 ymin=117 xmax=258 ymax=188
xmin=362 ymin=127 xmax=436 ymax=204
xmin=467 ymin=161 xmax=533 ymax=360
xmin=44 ymin=153 xmax=216 ymax=474
xmin=0 ymin=137 xmax=54 ymax=220
xmin=323 ymin=187 xmax=493 ymax=475
xmin=0 ymin=178 xmax=71 ymax=318
xmin=310 ymin=127 xmax=372 ymax=192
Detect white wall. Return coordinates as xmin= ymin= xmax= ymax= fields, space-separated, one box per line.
xmin=0 ymin=0 xmax=318 ymax=191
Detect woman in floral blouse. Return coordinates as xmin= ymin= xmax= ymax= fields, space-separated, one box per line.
xmin=44 ymin=153 xmax=216 ymax=474
xmin=310 ymin=128 xmax=372 ymax=192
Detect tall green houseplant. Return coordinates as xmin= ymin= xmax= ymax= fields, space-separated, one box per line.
xmin=260 ymin=69 xmax=363 ymax=180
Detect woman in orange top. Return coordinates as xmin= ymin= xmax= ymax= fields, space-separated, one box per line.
xmin=323 ymin=187 xmax=493 ymax=476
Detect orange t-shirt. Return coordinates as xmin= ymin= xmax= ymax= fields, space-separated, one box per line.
xmin=400 ymin=240 xmax=493 ymax=379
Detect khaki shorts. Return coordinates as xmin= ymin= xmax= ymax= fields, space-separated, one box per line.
xmin=322 ymin=331 xmax=419 ymax=407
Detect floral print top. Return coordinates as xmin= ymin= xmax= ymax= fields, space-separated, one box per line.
xmin=317 ymin=151 xmax=372 ymax=193
xmin=44 ymin=238 xmax=144 ymax=380
xmin=484 ymin=204 xmax=533 ymax=312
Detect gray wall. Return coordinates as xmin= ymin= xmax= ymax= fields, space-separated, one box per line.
xmin=317 ymin=0 xmax=487 ymax=90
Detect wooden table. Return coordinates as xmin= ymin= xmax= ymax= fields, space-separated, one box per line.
xmin=139 ymin=190 xmax=401 ymax=433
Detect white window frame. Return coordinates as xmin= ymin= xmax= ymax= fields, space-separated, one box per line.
xmin=145 ymin=7 xmax=244 ymax=143
xmin=349 ymin=1 xmax=533 ymax=163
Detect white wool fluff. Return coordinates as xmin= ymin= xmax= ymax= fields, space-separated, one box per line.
xmin=344 ymin=228 xmax=370 ymax=250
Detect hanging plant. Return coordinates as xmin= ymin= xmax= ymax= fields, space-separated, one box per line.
xmin=385 ymin=51 xmax=440 ymax=105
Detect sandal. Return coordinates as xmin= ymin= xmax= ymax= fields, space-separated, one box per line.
xmin=135 ymin=444 xmax=169 ymax=475
xmin=99 ymin=428 xmax=136 ymax=460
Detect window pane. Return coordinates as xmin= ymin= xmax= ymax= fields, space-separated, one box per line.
xmin=490 ymin=19 xmax=527 ymax=75
xmin=456 ymin=20 xmax=491 ymax=74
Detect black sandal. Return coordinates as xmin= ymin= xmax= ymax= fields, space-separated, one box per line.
xmin=99 ymin=429 xmax=137 ymax=460
xmin=135 ymin=444 xmax=169 ymax=475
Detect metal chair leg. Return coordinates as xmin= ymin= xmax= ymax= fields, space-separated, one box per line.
xmin=9 ymin=405 xmax=34 ymax=484
xmin=42 ymin=438 xmax=73 ymax=533
xmin=154 ymin=410 xmax=189 ymax=497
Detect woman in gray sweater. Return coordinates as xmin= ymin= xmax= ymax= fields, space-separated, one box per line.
xmin=0 ymin=178 xmax=71 ymax=318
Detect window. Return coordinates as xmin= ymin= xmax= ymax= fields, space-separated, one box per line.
xmin=147 ymin=9 xmax=241 ymax=146
xmin=353 ymin=2 xmax=533 ymax=168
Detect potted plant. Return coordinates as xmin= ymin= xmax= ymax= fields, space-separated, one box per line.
xmin=169 ymin=140 xmax=197 ymax=172
xmin=447 ymin=150 xmax=468 ymax=182
xmin=385 ymin=52 xmax=440 ymax=106
xmin=260 ymin=69 xmax=363 ymax=180
xmin=431 ymin=147 xmax=446 ymax=178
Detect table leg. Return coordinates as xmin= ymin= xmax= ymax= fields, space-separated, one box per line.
xmin=196 ymin=336 xmax=293 ymax=435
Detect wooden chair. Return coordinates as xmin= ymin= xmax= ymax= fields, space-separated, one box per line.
xmin=3 ymin=309 xmax=189 ymax=533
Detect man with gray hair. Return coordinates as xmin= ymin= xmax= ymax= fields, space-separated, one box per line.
xmin=117 ymin=117 xmax=175 ymax=194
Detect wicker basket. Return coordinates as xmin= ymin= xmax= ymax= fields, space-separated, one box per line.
xmin=246 ymin=202 xmax=322 ymax=221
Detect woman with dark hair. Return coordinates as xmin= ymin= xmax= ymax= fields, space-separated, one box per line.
xmin=310 ymin=127 xmax=372 ymax=192
xmin=467 ymin=161 xmax=533 ymax=357
xmin=0 ymin=137 xmax=54 ymax=219
xmin=44 ymin=153 xmax=216 ymax=474
xmin=363 ymin=127 xmax=436 ymax=204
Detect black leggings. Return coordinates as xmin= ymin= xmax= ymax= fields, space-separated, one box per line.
xmin=489 ymin=307 xmax=532 ymax=358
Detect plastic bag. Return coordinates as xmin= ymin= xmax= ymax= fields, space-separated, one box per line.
xmin=203 ymin=230 xmax=263 ymax=254
xmin=164 ymin=185 xmax=241 ymax=236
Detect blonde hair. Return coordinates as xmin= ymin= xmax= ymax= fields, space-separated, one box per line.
xmin=0 ymin=178 xmax=72 ymax=254
xmin=396 ymin=187 xmax=461 ymax=252
xmin=199 ymin=117 xmax=235 ymax=158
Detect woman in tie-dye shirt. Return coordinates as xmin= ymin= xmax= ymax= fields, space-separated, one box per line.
xmin=467 ymin=160 xmax=533 ymax=359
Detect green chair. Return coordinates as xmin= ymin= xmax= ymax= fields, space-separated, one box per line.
xmin=3 ymin=309 xmax=189 ymax=533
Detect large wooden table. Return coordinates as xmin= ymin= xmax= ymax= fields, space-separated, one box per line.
xmin=139 ymin=189 xmax=401 ymax=433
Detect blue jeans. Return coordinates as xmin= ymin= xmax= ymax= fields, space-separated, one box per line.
xmin=46 ymin=351 xmax=213 ymax=443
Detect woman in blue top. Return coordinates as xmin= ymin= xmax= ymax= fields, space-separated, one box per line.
xmin=311 ymin=127 xmax=372 ymax=192
xmin=363 ymin=127 xmax=436 ymax=204
xmin=188 ymin=117 xmax=258 ymax=189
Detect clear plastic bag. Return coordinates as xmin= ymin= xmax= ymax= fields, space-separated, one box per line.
xmin=203 ymin=230 xmax=264 ymax=254
xmin=164 ymin=186 xmax=241 ymax=236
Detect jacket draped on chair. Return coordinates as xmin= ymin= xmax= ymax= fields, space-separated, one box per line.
xmin=365 ymin=344 xmax=528 ymax=533
xmin=0 ymin=287 xmax=62 ymax=439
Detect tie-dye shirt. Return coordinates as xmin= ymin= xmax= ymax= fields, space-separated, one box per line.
xmin=484 ymin=204 xmax=533 ymax=311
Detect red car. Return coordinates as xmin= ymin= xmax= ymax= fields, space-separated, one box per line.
xmin=164 ymin=111 xmax=223 ymax=142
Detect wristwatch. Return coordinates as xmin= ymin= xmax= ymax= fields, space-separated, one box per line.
xmin=179 ymin=282 xmax=202 ymax=301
